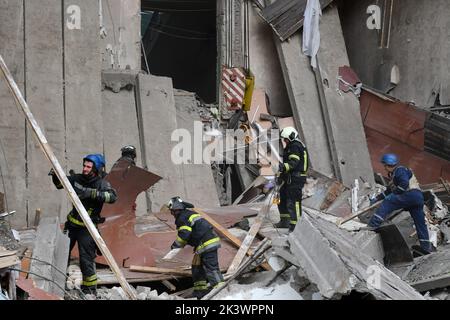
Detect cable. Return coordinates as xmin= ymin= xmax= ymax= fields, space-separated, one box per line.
xmin=17 ymin=255 xmax=89 ymax=298
xmin=18 ymin=255 xmax=68 ymax=280
xmin=147 ymin=25 xmax=215 ymax=40
xmin=8 ymin=268 xmax=80 ymax=300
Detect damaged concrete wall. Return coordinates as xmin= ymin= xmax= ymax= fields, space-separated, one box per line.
xmin=0 ymin=0 xmax=26 ymax=226
xmin=315 ymin=6 xmax=374 ymax=187
xmin=173 ymin=90 xmax=220 ymax=207
xmin=25 ymin=0 xmax=66 ymax=223
xmin=340 ymin=0 xmax=450 ymax=107
xmin=100 ymin=0 xmax=141 ymax=70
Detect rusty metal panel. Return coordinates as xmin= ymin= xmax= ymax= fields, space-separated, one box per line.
xmin=101 ymin=159 xmax=161 ymax=218
xmin=360 ymin=90 xmax=450 ymax=184
xmin=72 ymin=161 xmax=253 ymax=269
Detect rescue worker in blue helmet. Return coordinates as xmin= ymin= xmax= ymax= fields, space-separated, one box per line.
xmin=368 ymin=153 xmax=432 ymax=254
xmin=50 ymin=154 xmax=117 ymax=295
xmin=168 ymin=196 xmax=224 ymax=299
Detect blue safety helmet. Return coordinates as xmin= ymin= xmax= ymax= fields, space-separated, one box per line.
xmin=83 ymin=154 xmax=106 ymax=172
xmin=381 ymin=153 xmax=399 ymax=166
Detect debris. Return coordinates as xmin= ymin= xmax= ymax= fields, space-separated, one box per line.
xmin=29 ymin=216 xmax=69 ymax=298
xmin=288 ymin=212 xmax=425 ymax=299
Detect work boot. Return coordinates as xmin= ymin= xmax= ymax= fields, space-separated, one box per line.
xmin=192 ymin=289 xmax=210 ymax=300
xmin=288 ymin=224 xmax=296 ymax=233
xmin=411 ymin=245 xmax=431 ymax=258
xmin=275 ymin=219 xmax=289 ymax=229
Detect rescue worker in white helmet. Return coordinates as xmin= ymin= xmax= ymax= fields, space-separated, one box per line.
xmin=276 ymin=127 xmax=309 ymax=233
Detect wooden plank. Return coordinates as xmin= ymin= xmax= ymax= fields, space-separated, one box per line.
xmin=225 ymin=202 xmax=271 ymax=275
xmin=162 ymin=280 xmax=176 ymax=292
xmin=130 ymin=265 xmax=191 ymax=277
xmin=337 ymin=201 xmax=383 ymax=225
xmin=0 ymin=54 xmax=137 ymax=300
xmin=193 ymin=208 xmax=271 ymax=271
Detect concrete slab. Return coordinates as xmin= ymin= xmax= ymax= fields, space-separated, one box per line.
xmin=64 ymin=0 xmax=103 ymax=170
xmin=29 ymin=217 xmax=69 ymax=297
xmin=173 ymin=90 xmax=220 ymax=207
xmin=404 ymin=249 xmax=450 ymax=292
xmin=271 ymin=17 xmax=334 ymax=178
xmin=0 ymin=0 xmax=27 ymax=227
xmin=315 ymin=6 xmax=374 ymax=187
xmin=24 ymin=0 xmax=65 ymax=223
xmin=249 ymin=4 xmax=291 ymax=117
xmin=289 ymin=212 xmax=425 ymax=299
xmin=136 ymin=74 xmax=185 ymax=211
xmin=100 ymin=0 xmax=141 ymax=70
xmin=101 ymin=78 xmax=148 ymax=216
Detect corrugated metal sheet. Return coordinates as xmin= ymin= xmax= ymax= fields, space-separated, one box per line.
xmin=424 ymin=113 xmax=450 ymax=162
xmin=360 ymin=89 xmax=450 ymax=184
xmin=260 ymin=0 xmax=333 ymax=41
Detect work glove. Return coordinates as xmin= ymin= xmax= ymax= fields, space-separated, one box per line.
xmin=369 ymin=196 xmax=378 ymax=206
xmin=73 ymin=182 xmax=96 ymax=200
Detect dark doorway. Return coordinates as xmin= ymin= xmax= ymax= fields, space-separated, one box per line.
xmin=141 ymin=1 xmax=217 ymax=103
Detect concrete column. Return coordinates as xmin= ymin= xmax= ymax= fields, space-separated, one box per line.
xmin=100 ymin=0 xmax=141 ymax=70
xmin=64 ymin=0 xmax=103 ymax=171
xmin=315 ymin=6 xmax=374 ymax=186
xmin=24 ymin=0 xmax=65 ymax=224
xmin=272 ymin=25 xmax=334 ymax=178
xmin=0 ymin=0 xmax=26 ymax=227
xmin=136 ymin=74 xmax=185 ymax=211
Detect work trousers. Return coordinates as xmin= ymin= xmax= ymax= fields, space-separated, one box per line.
xmin=368 ymin=189 xmax=432 ymax=253
xmin=191 ymin=249 xmax=224 ymax=299
xmin=68 ymin=225 xmax=98 ymax=291
xmin=278 ymin=177 xmax=305 ymax=229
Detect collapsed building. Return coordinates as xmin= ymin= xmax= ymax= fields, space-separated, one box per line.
xmin=1 ymin=0 xmax=450 ymax=300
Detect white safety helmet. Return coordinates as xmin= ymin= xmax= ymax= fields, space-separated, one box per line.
xmin=280 ymin=126 xmax=298 ymax=142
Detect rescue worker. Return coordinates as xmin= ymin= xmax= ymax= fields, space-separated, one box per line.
xmin=276 ymin=127 xmax=309 ymax=233
xmin=50 ymin=154 xmax=117 ymax=295
xmin=118 ymin=145 xmax=137 ymax=166
xmin=367 ymin=153 xmax=432 ymax=254
xmin=167 ymin=196 xmax=224 ymax=299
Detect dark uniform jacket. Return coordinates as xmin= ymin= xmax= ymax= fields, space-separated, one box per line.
xmin=52 ymin=173 xmax=117 ymax=227
xmin=376 ymin=166 xmax=421 ymax=201
xmin=281 ymin=139 xmax=309 ymax=182
xmin=171 ymin=209 xmax=220 ymax=254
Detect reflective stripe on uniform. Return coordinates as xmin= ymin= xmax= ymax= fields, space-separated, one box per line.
xmin=82 ymin=274 xmax=98 ymax=287
xmin=303 ymin=151 xmax=308 ymax=172
xmin=196 ymin=237 xmax=220 ymax=254
xmin=193 ymin=280 xmax=208 ymax=290
xmin=67 ymin=208 xmax=94 ymax=227
xmin=295 ymin=201 xmax=301 ymax=221
xmin=104 ymin=192 xmax=110 ymax=203
xmin=176 ymin=237 xmax=187 ymax=246
xmin=280 ymin=214 xmax=290 ymax=218
xmin=68 ymin=214 xmax=85 ymax=226
xmin=178 ymin=226 xmax=192 ymax=232
xmin=284 ymin=163 xmax=290 ymax=172
xmin=288 ymin=154 xmax=300 ymax=161
xmin=188 ymin=214 xmax=202 ymax=226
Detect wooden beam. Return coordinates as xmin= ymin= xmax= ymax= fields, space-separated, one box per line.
xmin=193 ymin=208 xmax=271 ymax=271
xmin=225 ymin=201 xmax=272 ymax=275
xmin=0 ymin=54 xmax=137 ymax=300
xmin=337 ymin=201 xmax=383 ymax=225
xmin=130 ymin=265 xmax=191 ymax=277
